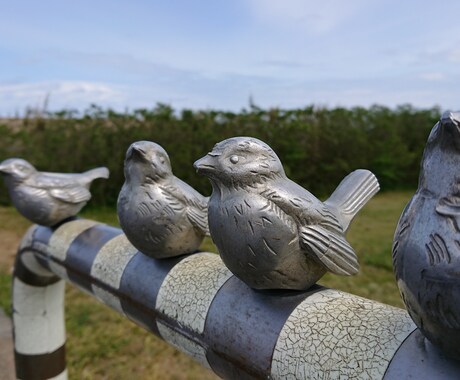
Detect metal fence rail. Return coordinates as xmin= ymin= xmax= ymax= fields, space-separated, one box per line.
xmin=12 ymin=219 xmax=460 ymax=380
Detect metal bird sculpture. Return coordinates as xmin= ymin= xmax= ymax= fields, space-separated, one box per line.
xmin=117 ymin=141 xmax=209 ymax=259
xmin=0 ymin=158 xmax=109 ymax=226
xmin=393 ymin=111 xmax=460 ymax=360
xmin=194 ymin=137 xmax=379 ymax=290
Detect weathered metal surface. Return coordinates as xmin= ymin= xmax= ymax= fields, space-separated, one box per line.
xmin=0 ymin=158 xmax=108 ymax=226
xmin=194 ymin=136 xmax=380 ymax=290
xmin=117 ymin=141 xmax=209 ymax=259
xmin=393 ymin=111 xmax=460 ymax=360
xmin=384 ymin=329 xmax=460 ymax=379
xmin=12 ymin=220 xmax=424 ymax=380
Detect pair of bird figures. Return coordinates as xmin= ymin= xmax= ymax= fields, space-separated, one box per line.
xmin=0 ymin=137 xmax=379 ymax=290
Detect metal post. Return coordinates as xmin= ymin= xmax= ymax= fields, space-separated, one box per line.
xmin=13 ymin=225 xmax=67 ymax=380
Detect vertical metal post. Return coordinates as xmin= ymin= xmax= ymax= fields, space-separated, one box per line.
xmin=12 ymin=226 xmax=67 ymax=380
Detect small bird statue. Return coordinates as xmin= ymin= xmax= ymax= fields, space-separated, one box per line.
xmin=117 ymin=141 xmax=209 ymax=259
xmin=393 ymin=111 xmax=460 ymax=360
xmin=194 ymin=137 xmax=379 ymax=290
xmin=0 ymin=158 xmax=109 ymax=226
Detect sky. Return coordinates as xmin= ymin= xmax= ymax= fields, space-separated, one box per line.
xmin=1 ymin=0 xmax=460 ymax=115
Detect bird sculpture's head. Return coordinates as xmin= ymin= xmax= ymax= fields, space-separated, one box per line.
xmin=419 ymin=111 xmax=460 ymax=194
xmin=426 ymin=111 xmax=460 ymax=150
xmin=124 ymin=141 xmax=172 ymax=183
xmin=194 ymin=137 xmax=285 ymax=190
xmin=0 ymin=158 xmax=36 ymax=183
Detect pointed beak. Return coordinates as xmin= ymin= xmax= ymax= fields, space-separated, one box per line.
xmin=441 ymin=111 xmax=460 ymax=126
xmin=127 ymin=144 xmax=148 ymax=161
xmin=0 ymin=163 xmax=9 ymax=173
xmin=194 ymin=154 xmax=217 ymax=175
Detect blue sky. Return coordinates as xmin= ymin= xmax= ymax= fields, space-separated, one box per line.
xmin=1 ymin=0 xmax=459 ymax=114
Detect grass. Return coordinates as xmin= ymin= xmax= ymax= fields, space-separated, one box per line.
xmin=0 ymin=190 xmax=414 ymax=379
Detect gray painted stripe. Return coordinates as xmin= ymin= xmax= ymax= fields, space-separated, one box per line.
xmin=204 ymin=276 xmax=316 ymax=379
xmin=47 ymin=220 xmax=99 ymax=280
xmin=65 ymin=225 xmax=121 ymax=293
xmin=383 ymin=329 xmax=460 ymax=379
xmin=118 ymin=252 xmax=188 ymax=335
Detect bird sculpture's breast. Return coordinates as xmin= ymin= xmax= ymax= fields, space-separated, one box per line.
xmin=119 ymin=185 xmax=202 ymax=258
xmin=394 ymin=191 xmax=460 ymax=359
xmin=208 ymin=192 xmax=325 ymax=289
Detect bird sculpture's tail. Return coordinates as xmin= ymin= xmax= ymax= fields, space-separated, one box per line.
xmin=325 ymin=169 xmax=380 ymax=232
xmin=82 ymin=167 xmax=110 ymax=182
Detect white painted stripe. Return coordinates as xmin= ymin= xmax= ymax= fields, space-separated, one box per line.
xmin=47 ymin=220 xmax=99 ymax=280
xmin=13 ymin=278 xmax=66 ymax=355
xmin=156 ymin=252 xmax=232 ymax=334
xmin=20 ymin=250 xmax=56 ymax=279
xmin=47 ymin=261 xmax=69 ymax=281
xmin=89 ymin=234 xmax=137 ymax=316
xmin=48 ymin=220 xmax=99 ymax=261
xmin=92 ymin=286 xmax=124 ymax=315
xmin=48 ymin=368 xmax=68 ymax=380
xmin=90 ymin=234 xmax=137 ymax=288
xmin=157 ymin=322 xmax=211 ymax=369
xmin=18 ymin=225 xmax=39 ymax=251
xmin=271 ymin=289 xmax=416 ymax=380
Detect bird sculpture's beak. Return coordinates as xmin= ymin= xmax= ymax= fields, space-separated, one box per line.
xmin=0 ymin=163 xmax=9 ymax=173
xmin=194 ymin=154 xmax=217 ymax=175
xmin=441 ymin=111 xmax=460 ymax=127
xmin=127 ymin=144 xmax=148 ymax=160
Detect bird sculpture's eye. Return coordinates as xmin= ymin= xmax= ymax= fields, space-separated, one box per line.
xmin=230 ymin=155 xmax=239 ymax=164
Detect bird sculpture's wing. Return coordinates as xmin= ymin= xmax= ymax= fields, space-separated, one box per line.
xmin=299 ymin=225 xmax=359 ymax=275
xmin=160 ymin=180 xmax=209 ymax=234
xmin=49 ymin=186 xmax=91 ymax=204
xmin=436 ymin=195 xmax=460 ymax=228
xmin=261 ymin=184 xmax=359 ymax=276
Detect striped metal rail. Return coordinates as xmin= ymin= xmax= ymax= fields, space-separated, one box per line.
xmin=12 ymin=219 xmax=460 ymax=379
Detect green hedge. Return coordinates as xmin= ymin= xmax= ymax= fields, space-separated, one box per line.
xmin=0 ymin=103 xmax=440 ymax=207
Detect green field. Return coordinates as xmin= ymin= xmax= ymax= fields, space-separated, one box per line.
xmin=0 ymin=190 xmax=413 ymax=379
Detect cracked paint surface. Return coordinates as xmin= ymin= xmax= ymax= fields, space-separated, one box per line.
xmin=157 ymin=322 xmax=211 ymax=368
xmin=271 ymin=289 xmax=416 ymax=380
xmin=47 ymin=220 xmax=99 ymax=279
xmin=156 ymin=252 xmax=232 ymax=333
xmin=91 ymin=234 xmax=138 ymax=314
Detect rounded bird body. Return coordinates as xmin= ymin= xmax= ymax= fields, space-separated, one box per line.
xmin=208 ymin=178 xmax=327 ymax=289
xmin=195 ymin=137 xmax=379 ymax=290
xmin=0 ymin=158 xmax=109 ymax=226
xmin=393 ymin=112 xmax=460 ymax=360
xmin=117 ymin=141 xmax=209 ymax=259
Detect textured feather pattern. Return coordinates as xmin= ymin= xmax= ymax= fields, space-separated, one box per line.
xmin=50 ymin=186 xmax=91 ymax=204
xmin=300 ymin=225 xmax=359 ymax=275
xmin=160 ymin=181 xmax=209 ymax=235
xmin=325 ymin=169 xmax=380 ymax=232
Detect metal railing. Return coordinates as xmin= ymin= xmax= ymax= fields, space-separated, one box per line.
xmin=12 ymin=219 xmax=460 ymax=379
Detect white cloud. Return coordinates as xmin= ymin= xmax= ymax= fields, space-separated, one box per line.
xmin=0 ymin=81 xmax=124 ymax=114
xmin=247 ymin=0 xmax=367 ymax=35
xmin=419 ymin=72 xmax=446 ymax=81
xmin=448 ymin=48 xmax=460 ymax=63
